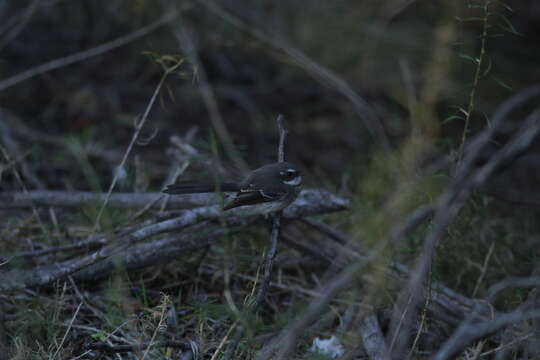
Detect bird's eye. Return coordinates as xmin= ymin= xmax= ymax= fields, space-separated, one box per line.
xmin=286 ymin=170 xmax=296 ymax=178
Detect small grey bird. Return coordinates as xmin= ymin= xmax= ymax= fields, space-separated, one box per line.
xmin=164 ymin=162 xmax=302 ymax=214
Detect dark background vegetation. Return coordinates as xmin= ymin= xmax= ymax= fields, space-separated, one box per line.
xmin=1 ymin=0 xmax=540 ymax=359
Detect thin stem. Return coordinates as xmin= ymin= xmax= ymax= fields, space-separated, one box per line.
xmin=459 ymin=1 xmax=491 ymax=161
xmin=92 ymin=61 xmax=182 ymax=233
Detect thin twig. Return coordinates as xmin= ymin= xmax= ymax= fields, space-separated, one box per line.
xmin=141 ymin=297 xmax=169 ymax=360
xmin=359 ymin=312 xmax=390 ymax=360
xmin=253 ymin=115 xmax=288 ymax=309
xmin=0 ymin=189 xmax=347 ymax=212
xmin=254 ymin=214 xmax=280 ymax=310
xmin=0 ymin=0 xmax=40 ymax=51
xmin=51 ymin=302 xmax=83 ymax=360
xmin=223 ymin=115 xmax=289 ymax=359
xmin=92 ymin=60 xmax=183 ymax=233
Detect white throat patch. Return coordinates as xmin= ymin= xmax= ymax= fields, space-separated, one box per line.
xmin=283 ymin=175 xmax=302 ymax=186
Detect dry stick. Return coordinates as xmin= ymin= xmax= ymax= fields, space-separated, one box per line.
xmin=432 ymin=309 xmax=540 ymax=360
xmin=276 ymin=114 xmax=287 ymax=163
xmin=0 ymin=0 xmax=64 ymax=37
xmin=0 ymin=220 xmax=229 ymax=291
xmin=255 ymin=115 xmax=287 ymax=308
xmin=92 ymin=60 xmax=183 ymax=233
xmin=478 ymin=333 xmax=535 ymax=358
xmin=51 ymin=302 xmax=83 ymax=360
xmin=360 ymin=312 xmax=390 ymax=360
xmin=486 ymin=276 xmax=540 ymax=304
xmin=1 ymin=190 xmax=347 ymax=291
xmin=3 ymin=189 xmax=346 ymax=263
xmin=0 ymin=190 xmax=221 ymax=209
xmin=223 ymin=115 xmax=288 ymax=359
xmin=0 ymin=10 xmax=180 ymax=92
xmin=253 ymin=214 xmax=280 ymax=310
xmin=388 ymin=105 xmax=540 ymax=358
xmin=197 ymin=0 xmax=391 ymax=152
xmin=0 ymin=0 xmax=40 ymax=51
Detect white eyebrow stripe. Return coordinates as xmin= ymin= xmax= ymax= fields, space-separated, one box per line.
xmin=241 ymin=184 xmax=255 ymax=192
xmin=287 ymin=169 xmax=297 ymax=173
xmin=283 ymin=175 xmax=302 ymax=186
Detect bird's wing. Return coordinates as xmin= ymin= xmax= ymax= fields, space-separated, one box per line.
xmin=223 ymin=189 xmax=282 ymax=210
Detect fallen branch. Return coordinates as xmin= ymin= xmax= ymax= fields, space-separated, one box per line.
xmin=432 ymin=309 xmax=540 ymax=360
xmin=359 ymin=312 xmax=390 ymax=360
xmin=0 ymin=188 xmax=347 ymax=211
xmin=0 ymin=188 xmax=348 ymax=291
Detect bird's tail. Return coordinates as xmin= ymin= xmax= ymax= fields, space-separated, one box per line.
xmin=163 ymin=182 xmax=239 ymax=194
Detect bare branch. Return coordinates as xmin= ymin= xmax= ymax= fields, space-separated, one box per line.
xmin=0 ymin=189 xmax=348 ymax=214
xmin=0 ymin=189 xmax=348 ymax=291
xmin=276 ymin=114 xmax=287 ymax=163
xmin=223 ymin=114 xmax=290 ymax=359
xmin=359 ymin=312 xmax=390 ymax=360
xmin=433 ymin=309 xmax=540 ymax=360
xmin=93 ymin=61 xmax=182 ymax=233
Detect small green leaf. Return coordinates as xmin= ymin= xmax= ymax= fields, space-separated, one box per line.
xmin=459 ymin=54 xmax=479 ymax=64
xmin=491 ymin=76 xmax=513 ymax=91
xmin=91 ymin=331 xmax=108 ymax=342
